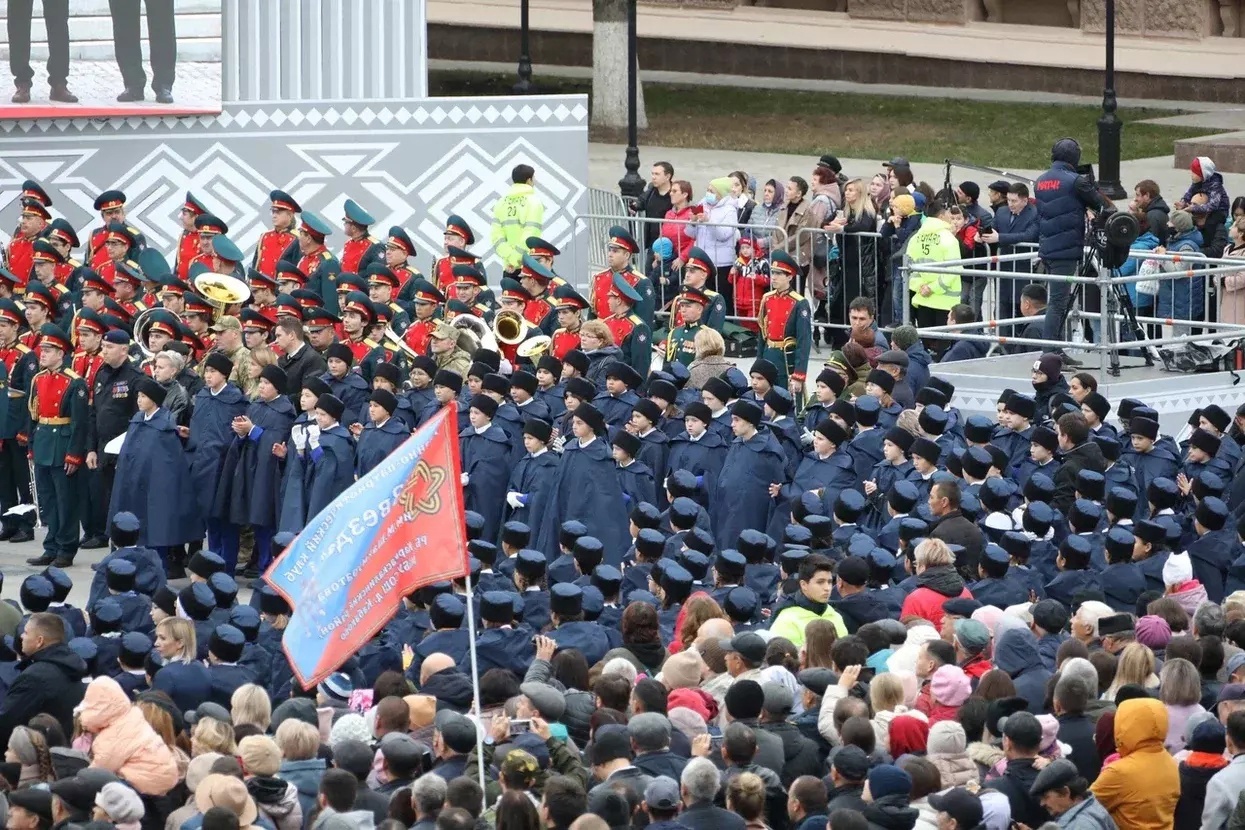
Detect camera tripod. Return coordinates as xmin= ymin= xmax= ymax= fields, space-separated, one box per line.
xmin=1064 ymin=257 xmax=1157 ymax=377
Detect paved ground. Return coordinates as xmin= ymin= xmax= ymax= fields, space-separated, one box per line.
xmin=0 ymin=59 xmax=221 ymax=111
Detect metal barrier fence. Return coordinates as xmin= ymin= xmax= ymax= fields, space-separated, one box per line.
xmin=903 ymin=246 xmax=1245 ymax=374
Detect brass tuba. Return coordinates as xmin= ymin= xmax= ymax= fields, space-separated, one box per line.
xmin=193 ymin=272 xmax=251 ymax=320
xmin=517 ymin=335 xmax=552 ymax=358
xmin=492 ymin=309 xmax=531 ymax=346
xmin=452 ymin=313 xmax=497 ymax=353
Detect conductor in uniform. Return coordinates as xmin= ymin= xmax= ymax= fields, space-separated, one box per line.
xmin=85 ymin=329 xmax=142 ymax=551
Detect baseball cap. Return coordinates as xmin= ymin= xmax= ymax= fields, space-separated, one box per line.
xmin=928 ymin=788 xmax=983 ymax=828
xmin=644 ymin=776 xmax=681 ymax=811
xmin=719 ymin=632 xmax=767 ymax=663
xmin=1228 ymin=652 xmax=1245 ymax=679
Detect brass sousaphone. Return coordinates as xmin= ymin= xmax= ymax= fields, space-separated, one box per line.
xmin=193 ymin=272 xmax=251 ymax=320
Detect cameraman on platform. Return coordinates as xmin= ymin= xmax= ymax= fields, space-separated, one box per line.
xmin=1034 ymin=138 xmax=1106 ymax=367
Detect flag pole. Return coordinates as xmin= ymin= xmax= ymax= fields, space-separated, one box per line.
xmin=465 ymin=546 xmax=487 ymax=810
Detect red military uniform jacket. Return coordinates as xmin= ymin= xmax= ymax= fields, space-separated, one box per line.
xmin=253 ymin=229 xmax=296 ymax=278
xmin=118 ymin=299 xmax=148 ymax=318
xmin=7 ymin=234 xmax=35 ymax=283
xmin=403 ymin=317 xmax=437 ymax=356
xmin=340 ymin=236 xmax=378 ymax=274
xmin=98 ymin=260 xmax=119 ymax=286
xmin=53 ymin=260 xmax=76 ymax=288
xmin=18 ymin=330 xmax=39 ymax=351
xmin=175 ymin=230 xmax=200 ymax=281
xmin=431 ymin=257 xmax=456 ymax=294
xmin=392 ymin=264 xmax=419 ymax=291
xmin=603 ymin=313 xmax=635 ymax=348
xmin=591 ymin=269 xmax=640 ymax=320
xmin=523 ymin=293 xmax=552 ymax=328
xmin=0 ymin=343 xmax=32 ymax=383
xmin=345 ymin=337 xmax=376 ymax=365
xmin=88 ymin=227 xmax=110 ymax=269
xmin=72 ymin=350 xmax=104 ymax=397
xmin=550 ymin=327 xmax=581 ymax=360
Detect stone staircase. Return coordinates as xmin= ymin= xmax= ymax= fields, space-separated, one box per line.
xmin=0 ymin=0 xmax=221 ymax=61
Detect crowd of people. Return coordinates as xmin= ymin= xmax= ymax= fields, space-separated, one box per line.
xmin=2 ymin=150 xmax=1245 ymax=830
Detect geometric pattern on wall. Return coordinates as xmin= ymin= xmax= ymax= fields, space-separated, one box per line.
xmin=0 ymin=97 xmax=591 ymax=281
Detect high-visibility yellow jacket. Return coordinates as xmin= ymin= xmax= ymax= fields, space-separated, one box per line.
xmin=489 ymin=183 xmax=544 ymax=270
xmin=905 ymin=217 xmax=962 ymax=310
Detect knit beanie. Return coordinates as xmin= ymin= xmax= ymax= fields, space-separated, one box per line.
xmin=237 ymin=735 xmax=282 ymax=777
xmin=329 ymin=713 xmax=373 ymax=750
xmin=1136 ymin=614 xmax=1172 ymax=650
xmin=931 ymin=664 xmax=972 ymax=707
xmin=659 ymin=652 xmax=706 ymax=690
xmin=927 ymin=720 xmax=968 ymax=755
xmin=95 ymin=782 xmax=144 ymax=827
xmin=887 ymin=716 xmax=930 ymax=758
xmin=891 ymin=194 xmax=916 ymax=217
xmin=866 ymin=764 xmax=912 ymax=800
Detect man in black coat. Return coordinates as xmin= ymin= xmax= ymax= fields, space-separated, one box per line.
xmin=679 ymin=757 xmax=745 ymax=830
xmin=1053 ymin=675 xmax=1101 ymax=783
xmin=82 ymin=331 xmax=143 ymax=548
xmin=928 ymin=480 xmax=985 ymax=579
xmin=757 ymin=686 xmax=822 ymax=786
xmin=985 ymin=712 xmax=1052 ymax=828
xmin=1052 ymin=413 xmax=1106 ymax=514
xmin=0 ymin=612 xmax=86 ymax=746
xmin=276 ymin=321 xmax=328 ymax=410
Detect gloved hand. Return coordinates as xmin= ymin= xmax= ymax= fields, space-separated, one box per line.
xmin=307 ymin=424 xmax=321 ymax=450
xmin=461 ymin=472 xmax=470 ymax=486
xmin=292 ymin=425 xmax=308 ymax=451
xmin=801 ymin=428 xmax=815 ymax=446
xmin=552 ymin=434 xmax=566 ymax=453
xmin=506 ymin=492 xmax=525 ymax=509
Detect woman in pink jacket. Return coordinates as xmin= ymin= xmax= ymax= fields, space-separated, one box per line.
xmin=78 ymin=676 xmax=180 ymax=796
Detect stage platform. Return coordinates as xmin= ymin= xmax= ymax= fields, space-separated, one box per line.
xmin=921 ymin=350 xmax=1245 ymax=435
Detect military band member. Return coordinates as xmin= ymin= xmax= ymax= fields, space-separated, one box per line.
xmin=402 ymin=279 xmax=444 ymax=357
xmin=9 ymin=198 xmax=50 ymax=286
xmin=365 ymin=264 xmax=411 ymax=334
xmin=0 ymin=270 xmax=19 ymax=300
xmin=276 ymin=262 xmax=307 ymax=296
xmin=253 ymin=190 xmax=300 ymax=278
xmin=366 ymin=302 xmax=402 ymax=372
xmin=665 ymin=285 xmax=712 ymax=367
xmin=113 ymin=261 xmax=148 ymax=318
xmin=671 ymin=246 xmax=727 ymax=332
xmin=452 ymin=265 xmax=495 ymax=323
xmin=99 ymin=222 xmax=139 ymax=286
xmin=249 ymin=269 xmax=278 ymax=312
xmin=158 ymin=277 xmax=191 ymax=318
xmin=518 ymin=255 xmax=557 ymax=330
xmin=183 ymin=294 xmax=215 ymax=358
xmin=430 ymin=215 xmax=476 ymax=295
xmin=88 ymin=191 xmax=128 ymax=270
xmin=0 ymin=298 xmax=37 ymax=542
xmin=304 ymin=308 xmax=339 ymax=358
xmin=273 ymin=293 xmax=302 ymax=325
xmin=383 ymin=226 xmax=420 ymax=294
xmin=72 ymin=310 xmax=107 ymax=397
xmin=139 ymin=310 xmax=181 ymax=377
xmin=44 ymin=218 xmax=81 ymax=298
xmin=758 ymin=250 xmax=812 ymax=394
xmin=21 ymin=282 xmax=57 ymax=351
xmin=339 ymin=290 xmax=381 ymax=381
xmin=496 ymin=277 xmax=534 ymax=367
xmin=603 ymin=273 xmax=652 ymax=381
xmin=30 ymin=241 xmax=73 ymax=318
xmin=175 ymin=193 xmax=211 ymax=281
xmin=590 ymin=226 xmax=655 ymax=329
xmin=12 ymin=180 xmax=51 ymax=273
xmin=23 ymin=324 xmax=88 ymax=568
xmin=338 ymin=199 xmax=385 ymax=276
xmin=241 ymin=307 xmax=277 ymax=354
xmin=550 ymin=283 xmax=587 ymax=361
xmin=210 ymin=235 xmax=247 ymax=281
xmin=295 ymin=212 xmax=342 ymax=315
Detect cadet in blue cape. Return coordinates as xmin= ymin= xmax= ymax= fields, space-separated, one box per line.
xmin=863 ymin=427 xmax=918 ymax=532
xmin=87 ymin=513 xmax=165 ymax=610
xmin=186 ymin=352 xmax=248 ymax=572
xmin=214 ymin=365 xmax=295 ymax=577
xmin=847 ymin=396 xmax=885 ymax=486
xmin=39 ymin=567 xmax=85 ymax=639
xmin=1182 ymin=428 xmax=1233 ymax=489
xmin=546 ymin=583 xmax=612 ymax=665
xmin=767 ymin=418 xmax=855 ymax=540
xmin=150 ymin=617 xmax=212 ymax=712
xmin=87 ymin=598 xmax=124 ymax=676
xmin=591 ymin=565 xmax=625 ymax=628
xmin=622 ymin=528 xmax=664 ymax=602
xmin=666 ymin=402 xmax=728 ymax=507
xmin=711 ymin=399 xmax=787 ymax=552
xmin=474 ymin=591 xmax=534 ymax=677
xmin=707 ymin=549 xmax=747 ymax=607
xmin=995 ymin=531 xmax=1044 ymax=600
xmin=1132 ymin=519 xmax=1170 ymax=593
xmin=699 ymin=377 xmax=735 ymax=443
xmin=1045 ymin=536 xmax=1099 ymax=608
xmin=534 ymin=355 xmax=566 ymax=421
xmin=1066 ymin=498 xmax=1106 ymax=570
xmin=319 ymin=344 xmax=369 ymax=427
xmin=101 ymin=559 xmax=153 ymax=636
xmin=763 ymin=388 xmax=802 ymax=478
xmin=908 ymin=438 xmax=941 ymax=504
xmin=1198 ymin=404 xmax=1241 ymax=476
xmin=802 ymin=369 xmax=846 ymax=437
xmin=108 ymin=375 xmax=203 ymax=565
xmin=1186 ymin=496 xmax=1238 ymax=602
xmin=829 ymin=555 xmax=890 ymax=633
xmin=868 ymin=547 xmax=910 ymax=614
xmin=404 ymin=356 xmax=439 ymax=428
xmin=864 ymin=370 xmax=904 ymax=429
xmin=536 ymin=403 xmax=630 ymax=566
xmin=916 ymin=404 xmax=956 ymax=461
xmin=514 ymin=549 xmax=551 ymax=631
xmin=739 ymin=529 xmax=781 ymax=606
xmin=1020 ymin=501 xmax=1059 ymax=583
xmin=278 ymin=393 xmax=356 ymax=533
xmin=1123 ymin=416 xmax=1180 ymax=520
xmin=114 ymin=632 xmax=152 ymax=697
xmin=613 ymin=431 xmax=656 ymax=509
xmin=228 ymin=606 xmax=272 ymax=690
xmin=595 ymin=362 xmax=641 ymax=432
xmin=630 ymin=399 xmax=670 ymax=485
xmin=207 ymin=573 xmax=237 ymax=626
xmin=547 ymin=521 xmax=587 ymax=585
xmin=555 ymin=376 xmax=594 ymax=441
xmin=652 ymin=562 xmax=693 ymax=644
xmin=204 ymin=624 xmax=255 ymax=708
xmin=455 ymin=394 xmax=512 ymax=544
xmin=496 ymin=520 xmax=528 ymax=581
xmin=355 ymin=389 xmax=409 ymax=477
xmin=501 ymin=417 xmax=558 ymax=536
xmin=1094 ymin=434 xmax=1134 ymax=497
xmin=408 ymin=594 xmax=471 ymax=682
xmin=969 ymin=544 xmax=1029 ymax=609
xmin=1105 ymin=486 xmax=1138 ymax=530
xmin=478 ymin=373 xmax=523 ymax=462
xmin=991 ymin=392 xmax=1038 ymax=473
xmin=877 ymin=480 xmax=921 ymax=553
xmin=1147 ymin=478 xmax=1183 ymax=544
xmin=178 ymin=583 xmax=216 ymax=660
xmin=827 ymin=490 xmax=868 ymax=558
xmin=1100 ymin=526 xmax=1145 ymax=612
xmin=1012 ymin=426 xmax=1061 ymax=491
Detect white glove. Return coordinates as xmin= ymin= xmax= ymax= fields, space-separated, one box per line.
xmin=292 ymin=425 xmax=308 ymax=451
xmin=800 ymin=429 xmax=815 ymax=446
xmin=307 ymin=424 xmax=321 ymax=450
xmin=552 ymin=434 xmax=566 ymax=453
xmin=461 ymin=472 xmax=470 ymax=486
xmin=506 ymin=492 xmax=524 ymax=509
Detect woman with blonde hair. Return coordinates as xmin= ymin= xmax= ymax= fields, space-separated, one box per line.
xmin=725 ymin=771 xmax=769 ymax=830
xmin=824 ymin=178 xmax=881 ymax=323
xmin=151 ymin=617 xmax=211 ymax=714
xmin=870 ymin=672 xmax=928 ymax=754
xmin=580 ymin=319 xmax=621 ymax=391
xmin=687 ymin=327 xmax=731 ymax=390
xmin=1104 ymin=642 xmax=1159 ymax=700
xmin=231 ymin=684 xmax=272 ymax=733
xmin=191 ymin=717 xmax=236 ymax=757
xmin=274 ymin=720 xmax=326 ymax=823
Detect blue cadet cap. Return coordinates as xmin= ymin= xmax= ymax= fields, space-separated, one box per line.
xmin=667 ymin=470 xmax=700 ymax=496
xmin=803 ymin=513 xmax=832 ymax=536
xmin=685 ymin=527 xmax=715 ymax=555
xmin=592 ymin=565 xmax=623 ymax=593
xmin=69 ymin=637 xmax=98 ymax=667
xmin=211 ymin=234 xmax=244 ymax=263
xmin=678 ymin=550 xmax=710 ymax=581
xmin=635 ymin=528 xmax=667 ymax=557
xmin=1105 ymin=525 xmax=1135 ymax=555
xmin=43 ymin=567 xmax=72 ymax=594
xmin=430 ymin=594 xmax=466 ymax=628
xmin=104 ymin=558 xmax=136 ymax=578
xmin=580 ymin=585 xmax=605 ymax=619
xmin=91 ymin=597 xmax=124 ymax=628
xmin=209 ymin=624 xmax=246 ymax=662
xmin=835 ymin=489 xmax=867 ymax=517
xmin=343 ymin=199 xmax=376 ymax=226
xmin=780 ymin=549 xmax=808 ymax=572
xmin=208 ymin=572 xmax=238 ymax=607
xmin=628 ymin=589 xmax=659 ymax=607
xmin=661 ymin=563 xmax=693 ymax=590
xmin=984 ymin=544 xmax=1011 ymax=565
xmin=20 ymin=575 xmax=55 ymax=609
xmin=228 ymin=605 xmax=261 ymax=639
xmin=1000 ymin=531 xmax=1032 ymax=558
xmin=1196 ymin=470 xmax=1226 ymax=497
xmin=1062 ymin=534 xmax=1092 ymax=556
xmin=1025 ymin=500 xmax=1054 ymax=525
xmin=889 ymin=480 xmax=920 ymax=512
xmin=724 ymin=586 xmax=759 ymax=620
xmin=179 ymin=582 xmax=216 ymax=619
xmin=716 ymin=548 xmax=748 ymax=575
xmin=481 ymin=592 xmax=515 ymax=623
xmin=1025 ymin=473 xmax=1056 ymax=502
xmin=848 ymin=534 xmax=875 ymax=559
xmin=561 ymin=520 xmax=588 ymax=537
xmin=867 ymin=547 xmax=897 ymax=569
xmin=1070 ymin=498 xmax=1103 ymax=522
xmin=899 ymin=517 xmax=930 ymax=540
xmin=515 ymin=549 xmax=547 ymax=577
xmin=738 ymin=529 xmax=771 ymax=560
xmin=670 ymin=497 xmax=701 ymax=527
xmin=931 ymin=470 xmax=958 ymax=485
xmin=1076 ymin=468 xmax=1105 ymax=491
xmin=550 ymin=583 xmax=584 ymax=617
xmin=120 ymin=632 xmax=153 ymax=663
xmin=784 ymin=524 xmax=813 ymax=546
xmin=631 ymin=501 xmax=662 ymax=527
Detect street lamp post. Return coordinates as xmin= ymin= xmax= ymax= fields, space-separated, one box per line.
xmin=1096 ymin=0 xmax=1126 ymax=199
xmin=618 ymin=0 xmax=644 ymax=199
xmin=514 ymin=0 xmax=534 ymax=94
